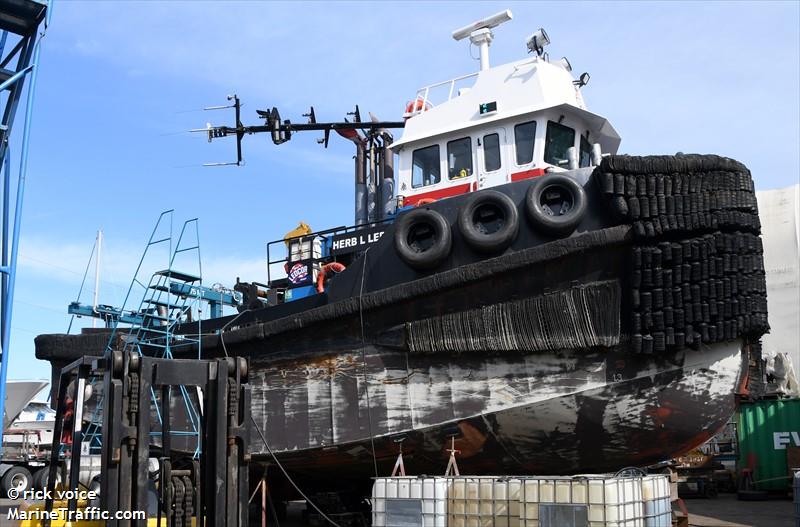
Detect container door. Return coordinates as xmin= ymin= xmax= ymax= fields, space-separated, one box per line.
xmin=477 ymin=129 xmax=507 ymax=189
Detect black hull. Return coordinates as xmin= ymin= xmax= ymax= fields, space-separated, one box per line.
xmin=250 ymin=341 xmax=744 ymax=497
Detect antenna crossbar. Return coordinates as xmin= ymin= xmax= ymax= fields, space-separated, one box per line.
xmin=191 ymin=99 xmax=405 ymax=166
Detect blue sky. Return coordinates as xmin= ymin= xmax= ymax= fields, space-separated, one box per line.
xmin=6 ymin=0 xmax=799 ymax=381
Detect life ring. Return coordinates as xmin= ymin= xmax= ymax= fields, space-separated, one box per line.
xmin=394 ymin=208 xmax=452 ymax=270
xmin=458 ymin=190 xmax=519 ymax=253
xmin=404 ymin=99 xmax=431 ymax=119
xmin=415 ymin=198 xmax=437 ymax=207
xmin=316 ymin=262 xmax=346 ymax=293
xmin=525 ymin=174 xmax=587 ymax=236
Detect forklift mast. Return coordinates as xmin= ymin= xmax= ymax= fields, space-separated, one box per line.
xmin=44 ymin=350 xmax=250 ymax=527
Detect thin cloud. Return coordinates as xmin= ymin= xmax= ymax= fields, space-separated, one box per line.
xmin=19 ymin=235 xmax=266 ymax=307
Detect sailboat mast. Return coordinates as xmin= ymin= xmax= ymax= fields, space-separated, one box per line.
xmin=92 ymin=230 xmax=102 ymax=328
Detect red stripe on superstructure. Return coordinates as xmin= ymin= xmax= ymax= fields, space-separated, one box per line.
xmin=405 ymin=183 xmax=472 ymax=206
xmin=405 ymin=170 xmax=545 ymax=206
xmin=510 ymin=168 xmax=546 ymax=181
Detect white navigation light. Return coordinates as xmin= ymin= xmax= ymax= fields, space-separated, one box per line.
xmin=526 ymin=28 xmax=550 ymax=55
xmin=560 ymin=57 xmax=572 ymax=72
xmin=452 ymin=10 xmax=513 ymax=41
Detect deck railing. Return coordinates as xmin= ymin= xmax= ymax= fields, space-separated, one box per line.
xmin=406 ymin=71 xmax=480 ymax=117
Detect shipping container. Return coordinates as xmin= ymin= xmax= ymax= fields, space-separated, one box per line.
xmin=738 ymin=398 xmax=800 ymax=492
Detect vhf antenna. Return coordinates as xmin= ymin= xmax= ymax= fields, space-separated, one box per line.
xmin=192 ymin=98 xmax=406 ymax=167
xmin=191 ymin=94 xmax=245 ymax=167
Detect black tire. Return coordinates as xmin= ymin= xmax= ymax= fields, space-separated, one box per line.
xmin=89 ymin=476 xmax=102 ymax=507
xmin=457 ymin=190 xmax=519 ymax=253
xmin=525 ymin=174 xmax=587 ymax=236
xmin=394 ymin=208 xmax=452 ymax=270
xmin=32 ymin=467 xmax=59 ymax=490
xmin=1 ymin=465 xmax=32 ymax=497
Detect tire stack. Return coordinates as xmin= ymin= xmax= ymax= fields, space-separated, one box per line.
xmin=595 ymin=154 xmax=769 ymax=353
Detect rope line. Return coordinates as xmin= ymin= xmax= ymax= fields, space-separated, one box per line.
xmin=218 ymin=308 xmax=253 ymax=358
xmin=251 ymin=414 xmax=342 ymax=527
xmin=66 ymin=236 xmax=97 ymax=333
xmin=358 ymin=247 xmax=379 ymax=478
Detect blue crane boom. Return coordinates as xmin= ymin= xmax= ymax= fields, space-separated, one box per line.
xmin=67 ymin=282 xmax=243 ymax=327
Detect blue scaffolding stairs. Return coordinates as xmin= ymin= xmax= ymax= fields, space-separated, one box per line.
xmin=82 ymin=211 xmax=214 ymax=455
xmin=114 ymin=213 xmax=204 ymax=360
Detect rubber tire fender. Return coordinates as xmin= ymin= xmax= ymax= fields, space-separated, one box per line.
xmin=458 ymin=190 xmax=519 ymax=253
xmin=525 ymin=174 xmax=588 ymax=236
xmin=394 ymin=208 xmax=452 ymax=270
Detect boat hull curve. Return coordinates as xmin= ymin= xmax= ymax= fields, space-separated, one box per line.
xmin=248 ymin=340 xmax=745 ymax=494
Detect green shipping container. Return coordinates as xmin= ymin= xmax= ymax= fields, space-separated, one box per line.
xmin=738 ymin=398 xmax=800 ymax=492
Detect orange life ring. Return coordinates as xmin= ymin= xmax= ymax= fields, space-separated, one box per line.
xmin=415 ymin=198 xmax=437 ymax=207
xmin=404 ymin=99 xmax=431 ymax=118
xmin=316 ymin=262 xmax=346 ymax=293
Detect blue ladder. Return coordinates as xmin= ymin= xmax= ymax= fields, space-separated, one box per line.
xmin=83 ymin=212 xmax=205 ymax=456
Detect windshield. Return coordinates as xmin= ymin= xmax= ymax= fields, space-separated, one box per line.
xmin=514 ymin=121 xmax=537 ymax=165
xmin=544 ymin=121 xmax=575 ymax=166
xmin=412 ymin=144 xmax=441 ymax=188
xmin=447 ymin=137 xmax=473 ymax=179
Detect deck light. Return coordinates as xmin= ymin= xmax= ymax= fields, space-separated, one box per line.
xmin=526 ymin=28 xmax=550 ymax=55
xmin=573 ymin=72 xmax=590 ymax=87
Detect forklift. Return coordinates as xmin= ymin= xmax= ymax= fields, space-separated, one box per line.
xmin=33 ymin=349 xmax=250 ymax=526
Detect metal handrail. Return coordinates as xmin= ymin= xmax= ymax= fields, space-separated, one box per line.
xmin=106 ymin=209 xmax=174 ymax=353
xmin=266 ymin=218 xmax=394 ymax=285
xmin=86 ymin=213 xmax=205 ymax=455
xmin=408 ymin=71 xmax=480 ymax=116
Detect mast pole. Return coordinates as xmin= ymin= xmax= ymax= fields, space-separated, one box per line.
xmin=92 ymin=230 xmax=101 ymax=327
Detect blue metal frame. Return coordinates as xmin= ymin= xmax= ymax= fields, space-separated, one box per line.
xmin=0 ymin=0 xmax=51 ymax=456
xmin=79 ymin=212 xmax=238 ymax=458
xmin=67 ymin=282 xmax=242 ymax=327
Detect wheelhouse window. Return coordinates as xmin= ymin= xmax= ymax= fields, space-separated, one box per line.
xmin=412 ymin=144 xmax=441 ymax=188
xmin=447 ymin=137 xmax=473 ymax=179
xmin=544 ymin=120 xmax=576 ymax=166
xmin=483 ymin=133 xmax=501 ymax=172
xmin=579 ymin=134 xmax=592 ymax=168
xmin=514 ymin=121 xmax=537 ymax=165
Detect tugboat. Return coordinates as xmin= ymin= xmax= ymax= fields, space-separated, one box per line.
xmin=36 ymin=10 xmax=767 ymax=500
